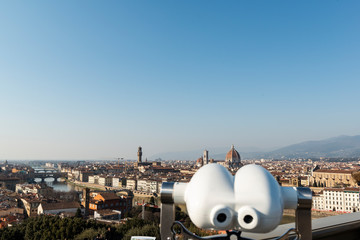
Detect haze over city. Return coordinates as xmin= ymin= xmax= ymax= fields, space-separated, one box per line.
xmin=1 ymin=1 xmax=360 ymax=160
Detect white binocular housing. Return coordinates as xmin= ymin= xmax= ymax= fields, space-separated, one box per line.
xmin=167 ymin=164 xmax=308 ymax=233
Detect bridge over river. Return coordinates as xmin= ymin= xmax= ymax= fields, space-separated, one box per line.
xmin=28 ymin=168 xmax=67 ymax=182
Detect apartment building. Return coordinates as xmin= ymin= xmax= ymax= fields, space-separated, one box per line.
xmin=112 ymin=177 xmax=120 ymax=188
xmin=312 ymin=191 xmax=325 ymax=211
xmin=137 ymin=179 xmax=148 ymax=192
xmin=312 ymin=187 xmax=360 ymax=213
xmin=126 ymin=179 xmax=137 ymax=190
xmin=98 ymin=176 xmax=112 ymax=187
xmin=89 ymin=175 xmax=100 ymax=184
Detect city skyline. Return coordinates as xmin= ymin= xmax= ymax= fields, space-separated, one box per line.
xmin=1 ymin=1 xmax=360 ymax=160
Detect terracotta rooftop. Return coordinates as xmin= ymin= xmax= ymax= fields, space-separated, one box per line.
xmin=98 ymin=192 xmax=119 ymax=201
xmin=314 ymin=169 xmax=355 ymax=173
xmin=41 ymin=201 xmax=80 ymax=210
xmin=96 ymin=209 xmax=120 ymax=216
xmin=324 ymin=187 xmax=360 ymax=192
xmin=225 ymin=145 xmax=241 ymax=162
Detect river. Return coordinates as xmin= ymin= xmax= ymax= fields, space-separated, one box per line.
xmin=34 ymin=178 xmax=75 ymax=192
xmin=33 ymin=167 xmax=75 ymax=192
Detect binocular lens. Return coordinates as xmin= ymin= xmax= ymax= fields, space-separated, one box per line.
xmin=217 ymin=213 xmax=227 ymax=223
xmin=244 ymin=215 xmax=253 ymax=224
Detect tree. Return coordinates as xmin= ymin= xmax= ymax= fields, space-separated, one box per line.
xmin=74 ymin=228 xmax=106 ymax=240
xmin=128 ymin=206 xmax=142 ymax=218
xmin=0 ymin=214 xmax=161 ymax=240
xmin=123 ymin=224 xmax=160 ymax=240
xmin=24 ymin=220 xmax=35 ymax=240
xmin=75 ymin=208 xmax=82 ymax=218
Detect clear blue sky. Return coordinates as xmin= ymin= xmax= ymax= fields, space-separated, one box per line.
xmin=1 ymin=1 xmax=359 ymax=160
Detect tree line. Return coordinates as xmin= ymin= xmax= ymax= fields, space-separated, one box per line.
xmin=0 ymin=215 xmax=159 ymax=240
xmin=0 ymin=203 xmax=216 ymax=240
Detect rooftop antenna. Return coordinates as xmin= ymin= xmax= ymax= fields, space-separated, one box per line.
xmin=117 ymin=157 xmax=124 ymax=167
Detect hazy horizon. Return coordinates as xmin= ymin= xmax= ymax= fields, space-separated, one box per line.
xmin=2 ymin=134 xmax=360 ymax=161
xmin=1 ymin=1 xmax=360 ymax=160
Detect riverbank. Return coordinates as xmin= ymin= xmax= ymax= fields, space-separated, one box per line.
xmin=66 ymin=180 xmax=156 ymax=197
xmin=65 ymin=180 xmax=159 ymax=205
xmin=65 ymin=179 xmax=104 ymax=191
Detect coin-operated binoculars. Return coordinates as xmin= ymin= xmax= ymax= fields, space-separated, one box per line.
xmin=160 ymin=164 xmax=312 ymax=240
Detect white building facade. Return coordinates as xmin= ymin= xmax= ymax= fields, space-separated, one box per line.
xmin=89 ymin=175 xmax=100 ymax=184
xmin=312 ymin=187 xmax=360 ymax=213
xmin=98 ymin=176 xmax=112 ymax=186
xmin=126 ymin=179 xmax=137 ymax=190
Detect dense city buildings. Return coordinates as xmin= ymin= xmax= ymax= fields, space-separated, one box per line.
xmin=196 ymin=145 xmax=242 ymax=170
xmin=1 ymin=147 xmax=360 ymax=232
xmin=83 ymin=191 xmax=132 ymax=216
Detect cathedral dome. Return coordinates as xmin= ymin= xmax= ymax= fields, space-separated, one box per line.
xmin=225 ymin=145 xmax=241 ymax=163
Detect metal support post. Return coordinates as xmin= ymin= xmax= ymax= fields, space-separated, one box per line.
xmin=295 ymin=187 xmax=312 ymax=240
xmin=160 ymin=182 xmax=175 ymax=240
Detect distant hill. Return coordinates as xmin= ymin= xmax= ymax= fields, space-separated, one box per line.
xmin=265 ymin=135 xmax=360 ymax=158
xmin=150 ymin=135 xmax=360 ymax=160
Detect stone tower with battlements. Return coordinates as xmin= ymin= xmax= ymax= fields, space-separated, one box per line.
xmin=137 ymin=146 xmax=142 ymax=163
xmin=203 ymin=150 xmax=209 ymax=165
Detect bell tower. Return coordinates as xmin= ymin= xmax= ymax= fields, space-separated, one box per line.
xmin=203 ymin=150 xmax=209 ymax=165
xmin=137 ymin=146 xmax=142 ymax=163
